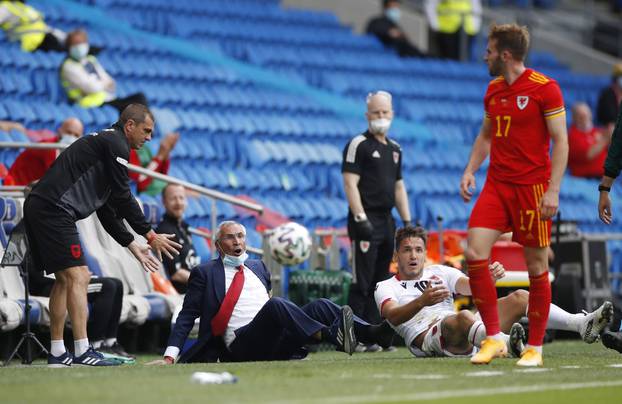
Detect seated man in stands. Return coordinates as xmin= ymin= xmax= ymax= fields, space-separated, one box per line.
xmin=0 ymin=0 xmax=67 ymax=52
xmin=155 ymin=184 xmax=199 ymax=294
xmin=568 ymin=102 xmax=610 ymax=179
xmin=376 ymin=226 xmax=613 ymax=359
xmin=4 ymin=117 xmax=83 ymax=185
xmin=152 ymin=220 xmax=395 ymax=364
xmin=60 ymin=29 xmax=147 ymax=112
xmin=366 ymin=0 xmax=425 ymax=58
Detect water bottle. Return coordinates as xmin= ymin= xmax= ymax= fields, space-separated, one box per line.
xmin=190 ymin=371 xmax=238 ymax=385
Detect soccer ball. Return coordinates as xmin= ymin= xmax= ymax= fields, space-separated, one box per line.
xmin=268 ymin=222 xmax=312 ymax=266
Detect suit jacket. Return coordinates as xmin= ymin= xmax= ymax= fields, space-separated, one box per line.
xmin=167 ymin=258 xmax=271 ymax=363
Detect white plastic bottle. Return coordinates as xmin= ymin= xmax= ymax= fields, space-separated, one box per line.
xmin=191 ymin=371 xmax=238 ymax=385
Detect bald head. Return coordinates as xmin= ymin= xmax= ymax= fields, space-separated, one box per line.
xmin=58 ymin=117 xmax=84 ymax=139
xmin=366 ymin=91 xmax=394 ymax=135
xmin=571 ymin=102 xmax=593 ymax=132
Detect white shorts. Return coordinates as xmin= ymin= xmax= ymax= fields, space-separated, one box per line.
xmin=410 ymin=317 xmax=478 ymax=358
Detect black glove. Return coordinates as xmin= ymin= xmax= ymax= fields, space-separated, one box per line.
xmin=355 ymin=219 xmax=374 ymax=240
xmin=403 ymin=220 xmax=412 ymax=228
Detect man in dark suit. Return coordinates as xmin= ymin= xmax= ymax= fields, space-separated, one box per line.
xmin=153 ymin=220 xmax=394 ymax=363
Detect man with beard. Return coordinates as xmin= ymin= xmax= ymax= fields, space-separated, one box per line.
xmin=459 ymin=24 xmax=568 ymax=366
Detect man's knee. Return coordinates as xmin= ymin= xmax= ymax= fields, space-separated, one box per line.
xmin=465 ymin=246 xmax=487 ymax=261
xmin=266 ymin=296 xmax=288 ymax=308
xmin=508 ymin=289 xmax=529 ymax=308
xmin=456 ymin=310 xmax=476 ymax=326
xmin=63 ymin=266 xmax=91 ymax=288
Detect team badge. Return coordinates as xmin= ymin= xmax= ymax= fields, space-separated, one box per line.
xmin=393 ymin=151 xmax=399 ymax=164
xmin=70 ymin=244 xmax=82 ymax=259
xmin=359 ymin=241 xmax=370 ymax=253
xmin=517 ymin=96 xmax=529 ymax=110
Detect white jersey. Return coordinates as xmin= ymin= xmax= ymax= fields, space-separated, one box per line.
xmin=374 ymin=265 xmax=467 ymax=348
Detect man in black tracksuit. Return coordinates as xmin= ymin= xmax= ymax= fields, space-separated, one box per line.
xmin=155 ymin=183 xmax=200 ymax=294
xmin=23 ymin=104 xmax=181 ymax=367
xmin=342 ymin=91 xmax=412 ymax=341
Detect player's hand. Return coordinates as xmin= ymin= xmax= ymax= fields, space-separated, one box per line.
xmin=419 ymin=283 xmax=451 ymax=307
xmin=148 ymin=232 xmax=182 ymax=261
xmin=460 ymin=172 xmax=476 ymax=202
xmin=128 ymin=240 xmax=160 ymax=273
xmin=539 ymin=188 xmax=559 ymax=220
xmin=599 ymin=191 xmax=613 ymax=225
xmin=489 ymin=261 xmax=505 ymax=280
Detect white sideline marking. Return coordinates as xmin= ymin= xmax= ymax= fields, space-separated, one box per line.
xmin=607 ymin=364 xmax=622 ymax=368
xmin=513 ymin=368 xmax=551 ymax=373
xmin=373 ymin=373 xmax=447 ymax=380
xmin=464 ymin=371 xmax=504 ymax=377
xmin=276 ymin=380 xmax=622 ymax=404
xmin=560 ymin=366 xmax=582 ymax=369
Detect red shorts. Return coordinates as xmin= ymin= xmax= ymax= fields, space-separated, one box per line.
xmin=468 ymin=178 xmax=551 ymax=248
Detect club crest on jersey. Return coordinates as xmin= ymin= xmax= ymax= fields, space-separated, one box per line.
xmin=359 ymin=241 xmax=370 ymax=253
xmin=517 ymin=96 xmax=529 ymax=110
xmin=70 ymin=244 xmax=81 ymax=258
xmin=393 ymin=151 xmax=399 ymax=164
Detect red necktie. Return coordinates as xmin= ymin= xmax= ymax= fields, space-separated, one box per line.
xmin=211 ymin=265 xmax=245 ymax=336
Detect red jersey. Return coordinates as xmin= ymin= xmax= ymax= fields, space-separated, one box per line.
xmin=484 ymin=68 xmax=565 ymax=184
xmin=5 ymin=138 xmax=60 ymax=185
xmin=567 ymin=125 xmax=607 ymax=178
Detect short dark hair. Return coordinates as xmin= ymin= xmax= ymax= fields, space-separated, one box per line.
xmin=488 ymin=23 xmax=530 ymax=62
xmin=383 ymin=0 xmax=400 ymax=8
xmin=395 ymin=225 xmax=427 ymax=251
xmin=119 ymin=104 xmax=154 ymax=126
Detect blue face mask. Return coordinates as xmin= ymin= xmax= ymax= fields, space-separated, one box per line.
xmin=385 ymin=8 xmax=400 ymax=23
xmin=69 ymin=43 xmax=89 ymax=60
xmin=222 ymin=252 xmax=248 ymax=268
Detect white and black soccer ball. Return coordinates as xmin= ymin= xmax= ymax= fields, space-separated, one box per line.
xmin=268 ymin=222 xmax=312 ymax=266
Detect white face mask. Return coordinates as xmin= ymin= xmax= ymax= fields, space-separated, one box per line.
xmin=385 ymin=8 xmax=401 ymax=23
xmin=59 ymin=134 xmax=78 ymax=145
xmin=222 ymin=252 xmax=248 ymax=268
xmin=369 ymin=118 xmax=392 ymax=134
xmin=69 ymin=43 xmax=89 ymax=60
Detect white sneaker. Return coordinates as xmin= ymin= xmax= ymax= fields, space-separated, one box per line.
xmin=579 ymin=301 xmax=613 ymax=343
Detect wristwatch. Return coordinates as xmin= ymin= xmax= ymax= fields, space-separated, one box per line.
xmin=598 ymin=185 xmax=611 ymax=192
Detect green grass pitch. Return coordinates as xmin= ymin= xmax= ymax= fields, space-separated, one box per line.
xmin=1 ymin=341 xmax=621 ymax=403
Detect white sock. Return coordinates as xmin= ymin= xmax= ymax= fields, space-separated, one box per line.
xmin=92 ymin=340 xmax=104 ymax=349
xmin=468 ymin=321 xmax=487 ymax=347
xmin=105 ymin=338 xmax=117 ymax=347
xmin=547 ymin=303 xmax=583 ymax=332
xmin=525 ymin=344 xmax=542 ymax=354
xmin=74 ymin=338 xmax=90 ymax=357
xmin=50 ymin=340 xmax=66 ymax=357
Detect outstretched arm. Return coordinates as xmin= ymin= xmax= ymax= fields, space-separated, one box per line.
xmin=460 ymin=117 xmax=492 ymax=202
